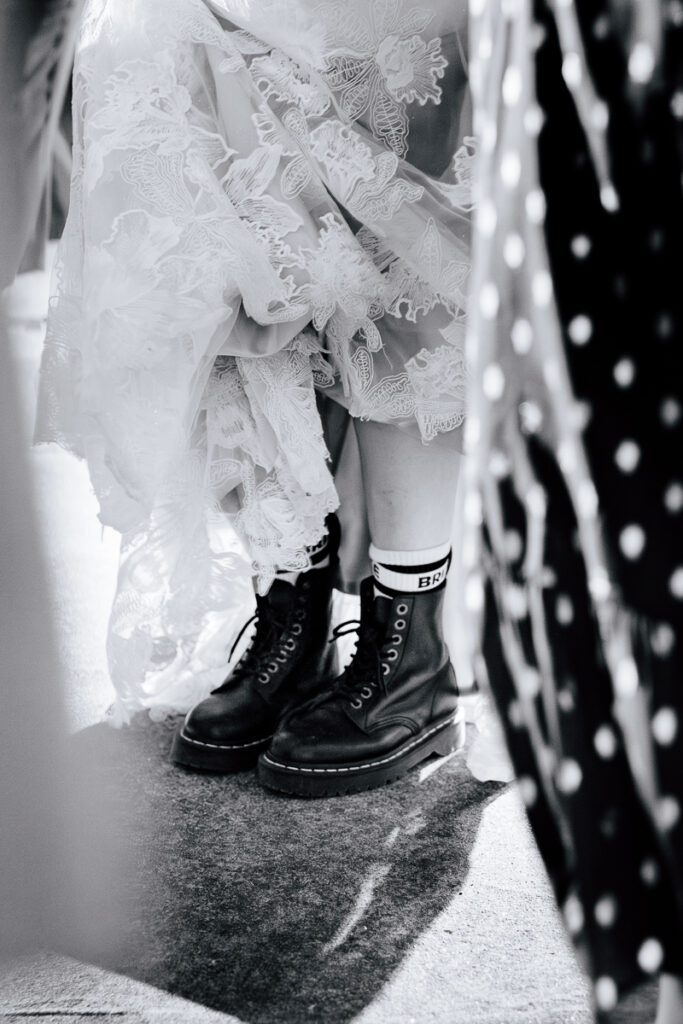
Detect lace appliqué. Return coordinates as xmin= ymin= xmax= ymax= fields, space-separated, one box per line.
xmin=317 ymin=0 xmax=447 ymax=156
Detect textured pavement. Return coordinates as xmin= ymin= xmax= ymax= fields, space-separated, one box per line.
xmin=0 ymin=264 xmax=654 ymax=1023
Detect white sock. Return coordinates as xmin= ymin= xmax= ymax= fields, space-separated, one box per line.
xmin=276 ymin=532 xmax=330 ymax=586
xmin=370 ymin=541 xmax=452 ymax=598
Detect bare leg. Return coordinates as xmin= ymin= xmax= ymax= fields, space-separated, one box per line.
xmin=353 ymin=418 xmax=461 ymax=549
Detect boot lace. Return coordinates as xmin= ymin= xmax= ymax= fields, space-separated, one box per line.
xmin=330 ymin=617 xmax=390 ymax=709
xmin=214 ymin=591 xmax=306 ymax=691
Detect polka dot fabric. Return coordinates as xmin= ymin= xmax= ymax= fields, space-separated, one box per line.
xmin=466 ymin=0 xmax=683 ymax=1015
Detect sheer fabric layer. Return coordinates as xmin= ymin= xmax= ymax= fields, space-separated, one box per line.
xmin=36 ymin=0 xmax=472 ymax=718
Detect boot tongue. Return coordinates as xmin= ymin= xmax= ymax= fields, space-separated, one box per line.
xmin=264 ymin=578 xmax=297 ymax=620
xmin=360 ymin=578 xmax=392 ymax=636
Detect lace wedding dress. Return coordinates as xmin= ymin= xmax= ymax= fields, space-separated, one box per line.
xmin=36 ymin=0 xmax=473 ymax=720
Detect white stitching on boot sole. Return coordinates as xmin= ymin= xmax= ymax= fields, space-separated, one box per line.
xmin=178 ymin=730 xmax=273 ymax=750
xmin=261 ymin=709 xmax=464 ymax=774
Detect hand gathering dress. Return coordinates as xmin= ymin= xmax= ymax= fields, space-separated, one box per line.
xmin=466 ymin=0 xmax=683 ymax=1015
xmin=35 ymin=0 xmax=473 ymax=721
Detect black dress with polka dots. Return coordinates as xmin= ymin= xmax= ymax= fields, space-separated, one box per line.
xmin=468 ymin=0 xmax=683 ymax=1014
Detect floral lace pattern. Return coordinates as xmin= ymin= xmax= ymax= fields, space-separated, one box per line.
xmin=317 ymin=0 xmax=447 ymax=156
xmin=37 ymin=0 xmax=472 ymax=719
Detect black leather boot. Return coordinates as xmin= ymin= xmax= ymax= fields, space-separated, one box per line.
xmin=258 ymin=578 xmax=465 ymax=796
xmin=171 ymin=521 xmax=339 ymax=772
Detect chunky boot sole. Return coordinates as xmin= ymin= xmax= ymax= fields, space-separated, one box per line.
xmin=170 ymin=727 xmax=272 ymax=773
xmin=257 ymin=708 xmax=466 ymax=797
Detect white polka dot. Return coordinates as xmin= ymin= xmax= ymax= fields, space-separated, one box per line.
xmin=501 ymin=150 xmax=521 ymax=188
xmin=511 ymin=318 xmax=533 ymax=354
xmin=571 ymin=234 xmax=592 ymax=259
xmin=589 ymin=570 xmax=611 ymax=602
xmin=523 ymin=105 xmax=544 ymax=136
xmin=594 ymin=895 xmax=618 ymax=928
xmin=619 ymin=524 xmax=646 ymax=560
xmin=591 ymin=101 xmax=609 ymax=131
xmin=543 ymin=359 xmax=562 ymax=392
xmin=664 ymin=482 xmax=683 ymax=513
xmin=519 ymin=401 xmax=543 ymax=434
xmin=464 ymin=491 xmax=483 ymax=526
xmin=481 ymin=117 xmax=497 ymax=153
xmin=464 ymin=415 xmax=480 ymax=450
xmin=657 ymin=796 xmax=681 ymax=830
xmin=670 ymin=567 xmax=683 ymax=599
xmin=518 ymin=776 xmax=538 ymax=807
xmin=477 ymin=199 xmax=497 ymax=238
xmin=519 ymin=667 xmax=540 ymax=699
xmin=532 ymin=270 xmax=553 ymax=308
xmin=629 ymin=42 xmax=656 ymax=84
xmin=652 ymin=707 xmax=678 ymax=746
xmin=594 ymin=724 xmax=618 ymax=759
xmin=637 ymin=938 xmax=664 ymax=974
xmin=577 ymin=480 xmax=598 ymax=519
xmin=660 ymin=397 xmax=682 ymax=427
xmin=615 ymin=657 xmax=639 ymax=697
xmin=557 ymin=758 xmax=582 ymax=794
xmin=508 ymin=699 xmax=524 ymax=728
xmin=476 ymin=31 xmax=492 ymax=60
xmin=501 ymin=585 xmax=528 ymax=614
xmin=592 ymin=15 xmax=610 ymax=39
xmin=526 ymin=484 xmax=547 ymax=518
xmin=651 ymin=623 xmax=676 ymax=658
xmin=483 ymin=362 xmax=506 ymax=400
xmin=614 ymin=440 xmax=641 ymax=473
xmin=595 ymin=977 xmax=618 ymax=1012
xmin=562 ymin=52 xmax=582 ymax=88
xmin=569 ymin=401 xmax=592 ymax=430
xmin=600 ymin=183 xmax=620 ymax=212
xmin=558 ymin=440 xmax=578 ymax=473
xmin=568 ymin=315 xmax=592 ymax=345
xmin=613 ymin=358 xmax=636 ymax=387
xmin=504 ymin=530 xmax=523 ymax=561
xmin=525 ymin=189 xmax=546 ymax=224
xmin=502 ymin=65 xmax=523 ymax=106
xmin=504 ymin=584 xmax=528 ymax=620
xmin=657 ymin=312 xmax=674 ymax=338
xmin=503 ymin=233 xmax=525 ymax=268
xmin=564 ymin=894 xmax=584 ymax=934
xmin=557 ymin=687 xmax=575 ymax=712
xmin=479 ymin=282 xmax=500 ymax=320
xmin=489 ymin=450 xmax=511 ymax=478
xmin=555 ymin=595 xmax=574 ymax=625
xmin=465 ymin=574 xmax=484 ymax=613
xmin=640 ymin=859 xmax=659 ymax=886
xmin=672 ymin=90 xmax=683 ymax=119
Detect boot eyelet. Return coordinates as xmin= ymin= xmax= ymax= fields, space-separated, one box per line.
xmin=391 ymin=634 xmax=402 ymax=645
xmin=395 ymin=619 xmax=406 ymax=630
xmin=360 ymin=686 xmax=373 ymax=699
xmin=350 ymin=698 xmax=363 ymax=710
xmin=268 ymin=662 xmax=279 ymax=673
xmin=386 ymin=649 xmax=399 ymax=662
xmin=285 ymin=639 xmax=296 ymax=651
xmin=396 ymin=603 xmax=408 ymax=615
xmin=295 ymin=610 xmax=306 ymax=621
xmin=291 ymin=623 xmax=303 ymax=636
xmin=258 ymin=672 xmax=270 ymax=684
xmin=382 ymin=663 xmax=390 ymax=676
xmin=276 ymin=654 xmax=287 ymax=663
